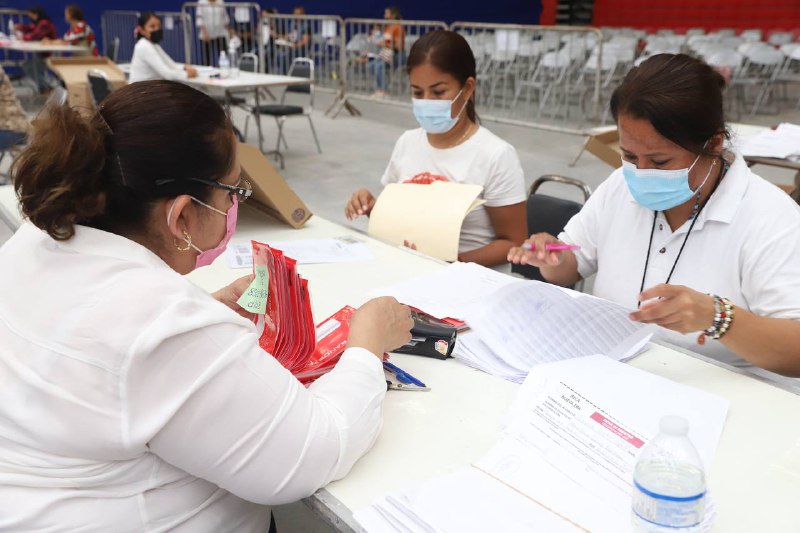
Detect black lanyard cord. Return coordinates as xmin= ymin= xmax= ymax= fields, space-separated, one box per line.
xmin=637 ymin=156 xmax=729 ymax=308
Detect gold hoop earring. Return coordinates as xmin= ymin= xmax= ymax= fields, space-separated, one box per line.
xmin=174 ymin=230 xmax=192 ymax=251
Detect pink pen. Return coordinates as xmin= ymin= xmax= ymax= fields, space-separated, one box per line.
xmin=522 ymin=243 xmax=581 ymax=252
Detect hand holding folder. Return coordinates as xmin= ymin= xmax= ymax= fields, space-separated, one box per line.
xmin=368 ymin=182 xmax=485 ymax=262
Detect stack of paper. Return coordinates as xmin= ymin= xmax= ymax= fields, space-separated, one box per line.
xmin=226 ymin=236 xmax=373 ymax=268
xmin=739 ymin=122 xmax=800 ymax=160
xmin=370 ymin=262 xmax=517 ymax=321
xmin=454 ymin=280 xmax=655 ymax=382
xmin=355 ymin=355 xmax=728 ymax=532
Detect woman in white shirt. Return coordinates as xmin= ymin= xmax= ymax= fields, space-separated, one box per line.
xmin=509 ymin=54 xmax=800 ymax=386
xmin=130 ymin=12 xmax=198 ymax=83
xmin=345 ymin=30 xmax=527 ymax=269
xmin=197 ymin=0 xmax=230 ymax=66
xmin=0 ymin=81 xmax=413 ymax=530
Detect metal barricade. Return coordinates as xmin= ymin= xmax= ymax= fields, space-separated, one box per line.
xmin=155 ymin=12 xmax=190 ymax=64
xmin=181 ymin=2 xmax=263 ymax=72
xmin=101 ymin=10 xmax=139 ymax=63
xmin=339 ymin=18 xmax=448 ymax=104
xmin=261 ymin=14 xmax=343 ymax=87
xmin=0 ymin=9 xmax=28 ymax=70
xmin=451 ymin=22 xmax=606 ymax=133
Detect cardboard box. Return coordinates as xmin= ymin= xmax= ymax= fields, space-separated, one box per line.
xmin=584 ymin=127 xmax=622 ymax=168
xmin=46 ymin=57 xmax=127 ymax=114
xmin=238 ymin=142 xmax=312 ymax=228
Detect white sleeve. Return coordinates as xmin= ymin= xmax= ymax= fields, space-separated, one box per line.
xmin=124 ymin=301 xmax=386 ymax=505
xmin=558 ymin=171 xmax=616 ymax=279
xmin=196 ymin=6 xmax=206 ymax=28
xmin=380 ymin=133 xmax=407 ymax=186
xmin=134 ymin=41 xmax=188 ymax=81
xmin=482 ymin=143 xmax=527 ymax=208
xmin=739 ymin=203 xmax=800 ymax=320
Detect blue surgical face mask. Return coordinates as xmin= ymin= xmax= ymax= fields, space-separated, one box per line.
xmin=622 ymin=151 xmax=713 ymax=212
xmin=412 ymin=89 xmax=467 ymax=134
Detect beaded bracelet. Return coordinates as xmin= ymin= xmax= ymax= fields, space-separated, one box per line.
xmin=698 ymin=295 xmax=735 ymax=345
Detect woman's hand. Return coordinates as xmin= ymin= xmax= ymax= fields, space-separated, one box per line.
xmin=345 ymin=188 xmax=376 ymax=220
xmin=185 ymin=65 xmax=199 ymax=78
xmin=212 ymin=274 xmax=257 ymax=321
xmin=507 ymin=232 xmax=567 ymax=267
xmin=347 ymin=297 xmax=414 ymax=358
xmin=629 ymin=284 xmax=716 ymax=334
xmin=402 ymin=240 xmax=417 ymax=251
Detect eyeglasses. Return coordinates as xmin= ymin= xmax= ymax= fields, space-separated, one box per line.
xmin=155 ymin=177 xmax=253 ymax=202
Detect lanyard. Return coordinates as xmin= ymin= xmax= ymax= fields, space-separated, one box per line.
xmin=637 ymin=157 xmax=728 ymax=307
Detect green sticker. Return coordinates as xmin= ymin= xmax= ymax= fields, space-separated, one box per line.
xmin=236 ymin=264 xmax=269 ymax=314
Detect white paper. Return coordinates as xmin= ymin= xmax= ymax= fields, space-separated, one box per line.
xmin=234 ymin=7 xmax=251 ymax=23
xmin=321 ymin=20 xmax=338 ymax=38
xmin=369 ymin=262 xmax=517 ymax=320
xmin=739 ymin=122 xmax=800 ymax=159
xmin=225 ymin=237 xmax=373 ymax=269
xmin=463 ymin=281 xmax=650 ymax=372
xmin=480 ymin=355 xmax=727 ymax=531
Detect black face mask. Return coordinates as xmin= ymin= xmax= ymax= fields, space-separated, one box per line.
xmin=149 ymin=29 xmax=164 ymax=44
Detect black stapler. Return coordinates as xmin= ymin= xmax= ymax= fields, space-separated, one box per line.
xmin=393 ymin=310 xmax=458 ymax=360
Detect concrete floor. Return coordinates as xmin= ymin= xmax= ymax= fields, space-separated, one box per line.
xmin=2 ymin=89 xmax=800 ymax=532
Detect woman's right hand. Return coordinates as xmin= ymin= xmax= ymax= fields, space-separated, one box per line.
xmin=185 ymin=66 xmax=199 ymax=78
xmin=345 ymin=189 xmax=376 ymax=221
xmin=347 ymin=297 xmax=414 ymax=359
xmin=507 ymin=232 xmax=568 ymax=268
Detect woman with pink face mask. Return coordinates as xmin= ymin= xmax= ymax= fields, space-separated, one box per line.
xmin=0 ymin=81 xmax=413 ymax=531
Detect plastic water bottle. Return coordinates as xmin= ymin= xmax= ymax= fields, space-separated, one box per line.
xmin=218 ymin=51 xmax=230 ymax=79
xmin=632 ymin=416 xmax=706 ymax=532
xmin=228 ymin=36 xmax=241 ymax=78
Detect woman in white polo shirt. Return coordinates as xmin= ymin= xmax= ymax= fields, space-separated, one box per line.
xmin=345 ymin=30 xmax=528 ymax=269
xmin=0 ymin=81 xmax=413 ymax=530
xmin=509 ymin=53 xmax=800 ymax=386
xmin=130 ymin=12 xmax=198 ymax=83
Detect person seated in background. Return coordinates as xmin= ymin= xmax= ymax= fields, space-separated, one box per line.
xmin=130 ymin=12 xmax=198 ymax=83
xmin=14 ymin=6 xmax=57 ymax=93
xmin=275 ymin=6 xmax=311 ymax=73
xmin=0 ymin=64 xmax=30 ymax=182
xmin=260 ymin=7 xmax=278 ymax=72
xmin=42 ymin=4 xmax=98 ymax=57
xmin=0 ymin=80 xmax=413 ymax=530
xmin=368 ymin=6 xmax=405 ymax=98
xmin=508 ymin=54 xmax=800 ymax=388
xmin=346 ymin=30 xmax=527 ymax=271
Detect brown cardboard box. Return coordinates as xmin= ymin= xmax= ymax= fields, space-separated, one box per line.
xmin=46 ymin=57 xmax=126 ymax=114
xmin=584 ymin=127 xmax=622 ymax=167
xmin=238 ymin=142 xmax=312 ymax=228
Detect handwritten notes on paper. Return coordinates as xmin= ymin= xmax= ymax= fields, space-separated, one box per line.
xmin=236 ymin=264 xmax=269 ymax=314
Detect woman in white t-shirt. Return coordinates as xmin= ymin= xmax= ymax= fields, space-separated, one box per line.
xmin=345 ymin=30 xmax=527 ymax=269
xmin=130 ymin=12 xmax=198 ymax=83
xmin=509 ymin=54 xmax=800 ymax=387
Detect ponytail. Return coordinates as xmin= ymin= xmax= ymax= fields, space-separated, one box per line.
xmin=13 ymin=104 xmax=108 ymax=241
xmin=12 ymin=81 xmax=236 ymax=242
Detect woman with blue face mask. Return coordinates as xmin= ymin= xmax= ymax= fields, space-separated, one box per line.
xmin=0 ymin=81 xmax=413 ymax=530
xmin=345 ymin=30 xmax=528 ymax=270
xmin=509 ymin=54 xmax=800 ymax=388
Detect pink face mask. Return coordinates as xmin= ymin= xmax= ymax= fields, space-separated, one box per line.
xmin=167 ymin=195 xmax=238 ymax=268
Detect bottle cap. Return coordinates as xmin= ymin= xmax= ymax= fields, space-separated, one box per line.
xmin=659 ymin=415 xmax=689 ymax=436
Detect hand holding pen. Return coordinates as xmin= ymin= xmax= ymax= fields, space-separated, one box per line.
xmin=507 ymin=232 xmax=581 ymax=267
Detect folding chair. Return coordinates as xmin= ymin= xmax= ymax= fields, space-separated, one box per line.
xmin=511 ymin=175 xmax=592 ymax=291
xmin=87 ymin=69 xmax=114 ymax=108
xmin=246 ymin=57 xmax=321 ymax=168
